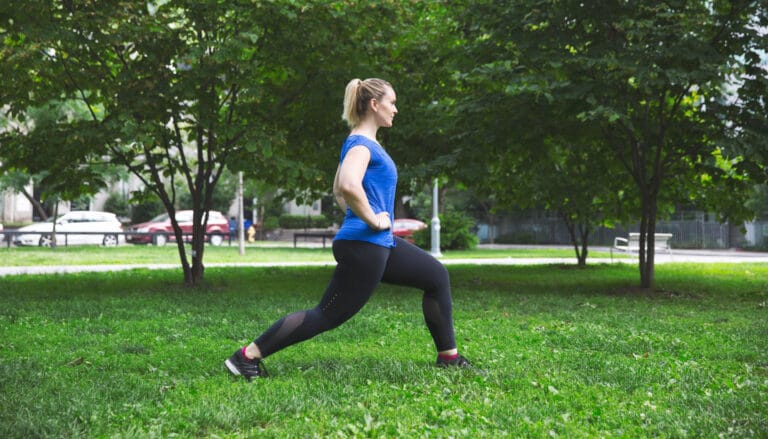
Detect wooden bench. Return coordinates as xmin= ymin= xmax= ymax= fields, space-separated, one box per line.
xmin=611 ymin=232 xmax=673 ymax=260
xmin=293 ymin=231 xmax=336 ymax=248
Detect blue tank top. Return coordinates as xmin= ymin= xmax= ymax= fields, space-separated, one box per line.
xmin=333 ymin=134 xmax=397 ymax=248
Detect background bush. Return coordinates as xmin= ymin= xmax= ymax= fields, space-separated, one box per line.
xmin=103 ymin=192 xmax=130 ymax=219
xmin=413 ymin=211 xmax=478 ymax=251
xmin=262 ymin=217 xmax=279 ymax=230
xmin=130 ymin=199 xmax=164 ymax=224
xmin=278 ymin=214 xmax=332 ymax=229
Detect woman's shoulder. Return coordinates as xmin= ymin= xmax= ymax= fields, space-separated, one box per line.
xmin=344 ymin=134 xmax=380 ymax=149
xmin=341 ymin=134 xmax=381 ymax=158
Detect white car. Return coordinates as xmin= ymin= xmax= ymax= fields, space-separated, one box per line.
xmin=13 ymin=211 xmax=123 ymax=247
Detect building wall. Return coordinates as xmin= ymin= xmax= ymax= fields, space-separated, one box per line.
xmin=1 ymin=188 xmax=34 ymax=224
xmin=285 ymin=199 xmax=322 ymax=216
xmin=90 ymin=176 xmax=142 ymax=212
xmin=744 ymin=221 xmax=768 ymax=248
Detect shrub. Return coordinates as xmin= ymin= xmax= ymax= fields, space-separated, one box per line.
xmin=103 ymin=193 xmax=130 ymax=219
xmin=262 ymin=217 xmax=279 ymax=230
xmin=278 ymin=214 xmax=332 ymax=229
xmin=131 ymin=199 xmax=164 ymax=224
xmin=413 ymin=211 xmax=478 ymax=251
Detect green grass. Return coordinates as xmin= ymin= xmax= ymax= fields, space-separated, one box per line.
xmin=0 ymin=243 xmax=617 ymax=267
xmin=1 ymin=263 xmax=766 ymax=437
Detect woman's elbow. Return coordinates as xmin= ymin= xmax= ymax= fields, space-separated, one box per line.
xmin=338 ymin=180 xmax=360 ymax=198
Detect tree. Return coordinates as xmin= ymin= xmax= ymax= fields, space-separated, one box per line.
xmin=0 ymin=99 xmax=123 ymax=221
xmin=1 ymin=1 xmax=418 ymax=284
xmin=449 ymin=0 xmax=767 ymax=287
xmin=2 ymin=2 xmax=260 ymax=282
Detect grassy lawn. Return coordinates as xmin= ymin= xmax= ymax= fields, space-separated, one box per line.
xmin=0 ymin=243 xmax=616 ymax=267
xmin=1 ymin=263 xmax=766 ymax=437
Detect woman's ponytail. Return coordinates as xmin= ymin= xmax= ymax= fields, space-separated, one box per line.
xmin=342 ymin=79 xmax=363 ymax=128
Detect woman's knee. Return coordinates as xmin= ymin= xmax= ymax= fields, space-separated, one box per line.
xmin=311 ymin=305 xmax=356 ymax=331
xmin=425 ymin=262 xmax=450 ymax=295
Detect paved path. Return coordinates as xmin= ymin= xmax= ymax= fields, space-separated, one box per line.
xmin=1 ymin=247 xmax=767 ymax=277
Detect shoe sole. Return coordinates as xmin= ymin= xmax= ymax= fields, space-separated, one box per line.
xmin=224 ymin=359 xmax=242 ymax=376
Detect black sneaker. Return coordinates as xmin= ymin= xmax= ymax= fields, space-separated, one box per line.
xmin=436 ymin=354 xmax=473 ymax=368
xmin=225 ymin=348 xmax=268 ymax=380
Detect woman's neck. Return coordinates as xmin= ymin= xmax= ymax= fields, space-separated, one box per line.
xmin=350 ymin=119 xmax=379 ymax=141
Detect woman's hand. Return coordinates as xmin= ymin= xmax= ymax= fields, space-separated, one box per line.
xmin=374 ymin=212 xmax=391 ymax=231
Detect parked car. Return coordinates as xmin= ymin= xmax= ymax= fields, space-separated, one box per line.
xmin=126 ymin=210 xmax=230 ymax=246
xmin=13 ymin=211 xmax=123 ymax=247
xmin=393 ymin=218 xmax=427 ymax=242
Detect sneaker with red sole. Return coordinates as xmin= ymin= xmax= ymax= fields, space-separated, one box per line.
xmin=224 ymin=348 xmax=269 ymax=380
xmin=436 ymin=354 xmax=473 ymax=368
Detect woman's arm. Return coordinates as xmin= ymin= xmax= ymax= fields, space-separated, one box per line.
xmin=332 ymin=165 xmax=347 ymax=212
xmin=334 ymin=145 xmax=390 ymax=230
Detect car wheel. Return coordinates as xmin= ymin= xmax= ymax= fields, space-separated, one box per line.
xmin=102 ymin=234 xmax=119 ymax=247
xmin=209 ymin=233 xmax=224 ymax=246
xmin=153 ymin=234 xmax=168 ymax=246
xmin=39 ymin=234 xmax=54 ymax=247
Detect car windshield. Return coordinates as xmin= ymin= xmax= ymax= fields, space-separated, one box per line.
xmin=149 ymin=213 xmax=170 ymax=222
xmin=43 ymin=214 xmax=70 ymax=223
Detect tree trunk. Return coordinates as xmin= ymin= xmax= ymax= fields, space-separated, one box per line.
xmin=638 ymin=192 xmax=658 ymax=289
xmin=170 ymin=221 xmax=193 ymax=285
xmin=50 ymin=201 xmax=59 ymax=249
xmin=190 ymin=217 xmax=206 ymax=286
xmin=488 ymin=212 xmax=496 ymax=245
xmin=562 ymin=213 xmax=589 ymax=267
xmin=18 ymin=187 xmax=49 ymax=221
xmin=578 ymin=223 xmax=589 ymax=267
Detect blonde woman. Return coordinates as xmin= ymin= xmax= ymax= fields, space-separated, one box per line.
xmin=225 ymin=78 xmax=472 ymax=380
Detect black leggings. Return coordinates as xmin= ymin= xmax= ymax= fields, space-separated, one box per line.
xmin=254 ymin=237 xmax=456 ymax=358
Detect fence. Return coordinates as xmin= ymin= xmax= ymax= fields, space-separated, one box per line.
xmin=481 ymin=211 xmax=737 ymax=249
xmin=0 ymin=230 xmax=234 ymax=248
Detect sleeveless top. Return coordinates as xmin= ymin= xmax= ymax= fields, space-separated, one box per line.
xmin=333 ymin=134 xmax=397 ymax=248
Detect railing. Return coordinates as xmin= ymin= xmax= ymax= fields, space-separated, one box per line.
xmin=0 ymin=230 xmax=233 ymax=248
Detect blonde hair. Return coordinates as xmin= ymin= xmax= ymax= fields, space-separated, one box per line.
xmin=341 ymin=78 xmax=393 ymax=128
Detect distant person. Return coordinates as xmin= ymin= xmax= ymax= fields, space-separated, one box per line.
xmin=228 ymin=216 xmax=237 ymax=238
xmin=224 ymin=78 xmax=472 ymax=380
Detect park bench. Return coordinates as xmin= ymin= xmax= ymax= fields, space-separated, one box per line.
xmin=610 ymin=232 xmax=673 ymax=261
xmin=293 ymin=230 xmax=336 ymax=248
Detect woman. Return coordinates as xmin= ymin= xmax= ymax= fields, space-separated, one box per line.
xmin=225 ymin=78 xmax=472 ymax=380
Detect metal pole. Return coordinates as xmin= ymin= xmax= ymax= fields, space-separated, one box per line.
xmin=430 ymin=178 xmax=442 ymax=257
xmin=237 ymin=171 xmax=245 ymax=255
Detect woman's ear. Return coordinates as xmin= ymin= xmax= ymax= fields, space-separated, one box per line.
xmin=369 ymin=98 xmax=378 ymax=112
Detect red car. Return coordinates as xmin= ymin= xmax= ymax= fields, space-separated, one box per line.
xmin=126 ymin=210 xmax=230 ymax=246
xmin=393 ymin=218 xmax=427 ymax=242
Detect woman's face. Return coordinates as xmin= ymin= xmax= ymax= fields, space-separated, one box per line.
xmin=372 ymin=87 xmax=398 ymax=128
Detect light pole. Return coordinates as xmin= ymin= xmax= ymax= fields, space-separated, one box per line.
xmin=237 ymin=171 xmax=245 ymax=255
xmin=430 ymin=178 xmax=442 ymax=257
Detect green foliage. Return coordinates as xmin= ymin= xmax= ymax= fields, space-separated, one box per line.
xmin=0 ymin=0 xmax=440 ymax=284
xmin=176 ymin=171 xmax=236 ymax=214
xmin=448 ymin=0 xmax=768 ymax=287
xmin=262 ymin=217 xmax=279 ymax=231
xmin=102 ymin=192 xmax=130 ymax=219
xmin=414 ymin=211 xmax=478 ymax=251
xmin=745 ymin=184 xmax=768 ymax=219
xmin=130 ymin=199 xmax=164 ymax=225
xmin=0 ymin=264 xmax=766 ymax=437
xmin=278 ymin=214 xmax=331 ymax=229
xmin=3 ymin=0 xmax=765 ymax=288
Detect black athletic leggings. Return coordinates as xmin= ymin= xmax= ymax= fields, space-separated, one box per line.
xmin=254 ymin=237 xmax=456 ymax=358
